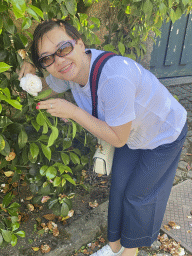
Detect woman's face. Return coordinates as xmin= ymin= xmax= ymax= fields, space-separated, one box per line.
xmin=38 ymin=26 xmax=89 ymax=84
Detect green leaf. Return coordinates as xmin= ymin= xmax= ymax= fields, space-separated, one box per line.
xmin=61 ymin=202 xmax=69 ymax=217
xmin=1 ymin=88 xmax=11 ymax=98
xmin=35 ymin=89 xmax=52 ymax=100
xmin=29 ymin=5 xmax=44 ymax=18
xmin=63 ymin=138 xmax=72 ymax=150
xmin=175 ymin=7 xmax=182 ymax=21
xmin=42 ymin=122 xmax=48 ymax=134
xmin=48 ymin=127 xmax=59 ymax=147
xmin=69 ymin=152 xmax=80 ymax=165
xmin=11 ymin=234 xmax=17 ymax=246
xmin=8 ymin=202 xmax=20 ymax=209
xmin=46 ymin=166 xmax=57 ymax=180
xmin=2 ymin=230 xmax=12 ymax=242
xmin=40 ymin=165 xmax=48 ymax=176
xmin=0 ymin=62 xmax=12 ymax=73
xmin=159 ymin=3 xmax=167 ymax=16
xmin=53 ymin=177 xmax=61 ymax=187
xmin=48 ymin=199 xmax=58 ymax=209
xmin=0 ymin=139 xmax=10 ymax=156
xmin=0 ymin=116 xmax=12 ymax=128
xmin=22 ymin=17 xmax=32 ymax=30
xmin=118 ymin=42 xmax=125 ymax=56
xmin=182 ymin=0 xmax=190 ymax=5
xmin=30 ymin=143 xmax=39 ymax=159
xmin=173 ymin=95 xmax=179 ymax=101
xmin=31 ymin=120 xmax=40 ymax=132
xmin=11 ymin=222 xmax=19 ymax=232
xmin=15 ymin=231 xmax=25 ymax=237
xmin=70 ymin=120 xmax=77 ymax=140
xmin=19 ymin=34 xmax=28 ymax=47
xmin=0 ymin=4 xmax=7 ymax=12
xmin=13 ymin=8 xmax=23 ymax=19
xmin=4 ymin=99 xmax=22 ymax=110
xmin=143 ymin=0 xmax=153 ymax=16
xmin=65 ymin=0 xmax=76 ymax=15
xmin=61 ymin=153 xmax=70 ymax=165
xmin=36 ymin=112 xmax=45 ymax=126
xmin=0 ymin=135 xmax=5 ymax=152
xmin=62 ymin=174 xmax=76 ymax=185
xmin=41 ymin=143 xmax=51 ymax=161
xmin=63 ymin=198 xmax=72 ymax=210
xmin=60 ymin=5 xmax=68 ymax=17
xmin=26 ymin=7 xmax=40 ymax=22
xmin=3 ymin=18 xmax=15 ymax=34
xmin=0 ymin=234 xmax=3 ymax=245
xmin=103 ymin=44 xmax=118 ymax=54
xmin=18 ymin=129 xmax=28 ymax=149
xmin=3 ymin=192 xmax=13 ymax=208
xmin=90 ymin=17 xmax=100 ymax=27
xmin=10 ymin=0 xmax=26 ymax=14
xmin=62 ymin=178 xmax=66 ymax=187
xmin=170 ymin=9 xmax=176 ymax=23
xmin=81 ymin=155 xmax=89 ymax=166
xmin=11 ymin=216 xmax=19 ymax=224
xmin=59 ymin=165 xmax=72 ymax=174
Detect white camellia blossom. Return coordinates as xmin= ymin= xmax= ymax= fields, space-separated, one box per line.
xmin=20 ymin=74 xmax=42 ymax=96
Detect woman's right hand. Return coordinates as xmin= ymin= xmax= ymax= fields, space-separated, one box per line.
xmin=18 ymin=61 xmax=36 ymax=81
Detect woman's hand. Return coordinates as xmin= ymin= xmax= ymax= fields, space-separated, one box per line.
xmin=18 ymin=61 xmax=36 ymax=80
xmin=36 ymin=98 xmax=77 ymax=120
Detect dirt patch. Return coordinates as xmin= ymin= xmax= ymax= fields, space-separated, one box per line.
xmin=0 ymin=169 xmax=111 ymax=256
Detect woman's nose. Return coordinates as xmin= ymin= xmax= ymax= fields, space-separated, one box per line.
xmin=55 ymin=54 xmax=66 ymax=66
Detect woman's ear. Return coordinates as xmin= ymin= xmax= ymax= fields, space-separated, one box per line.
xmin=77 ymin=38 xmax=85 ymax=50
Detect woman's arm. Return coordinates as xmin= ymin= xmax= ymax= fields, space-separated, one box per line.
xmin=37 ymin=98 xmax=132 ymax=148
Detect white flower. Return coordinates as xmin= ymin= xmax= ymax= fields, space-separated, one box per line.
xmin=20 ymin=74 xmax=42 ymax=96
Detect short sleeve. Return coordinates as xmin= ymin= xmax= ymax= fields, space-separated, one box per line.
xmin=101 ymin=77 xmax=136 ymax=126
xmin=46 ymin=74 xmax=70 ymax=93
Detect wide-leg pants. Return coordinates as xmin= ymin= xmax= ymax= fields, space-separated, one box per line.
xmin=107 ymin=120 xmax=188 ymax=248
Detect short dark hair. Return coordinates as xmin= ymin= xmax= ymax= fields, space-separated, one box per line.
xmin=31 ymin=19 xmax=83 ymax=70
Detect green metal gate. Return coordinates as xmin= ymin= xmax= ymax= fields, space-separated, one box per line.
xmin=150 ymin=12 xmax=192 ymax=78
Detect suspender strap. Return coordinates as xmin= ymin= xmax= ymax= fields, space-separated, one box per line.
xmin=90 ymin=51 xmax=117 ymax=118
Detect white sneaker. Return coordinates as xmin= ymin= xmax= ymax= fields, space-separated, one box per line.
xmin=91 ymin=244 xmax=125 ymax=256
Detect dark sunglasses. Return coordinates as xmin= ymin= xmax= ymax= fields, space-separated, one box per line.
xmin=38 ymin=39 xmax=76 ymax=68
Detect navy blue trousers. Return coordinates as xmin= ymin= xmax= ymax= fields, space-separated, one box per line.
xmin=108 ymin=121 xmax=188 ymax=248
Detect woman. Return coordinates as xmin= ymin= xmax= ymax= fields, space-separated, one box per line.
xmin=19 ymin=19 xmax=188 ymax=256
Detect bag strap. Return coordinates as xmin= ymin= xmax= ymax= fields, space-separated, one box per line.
xmin=90 ymin=51 xmax=117 ymax=118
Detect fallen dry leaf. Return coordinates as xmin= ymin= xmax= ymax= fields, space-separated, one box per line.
xmin=53 ymin=227 xmax=59 ymax=237
xmin=26 ymin=195 xmax=33 ymax=200
xmin=12 ymin=182 xmax=18 ymax=188
xmin=43 ymin=214 xmax=56 ymax=220
xmin=187 ymin=216 xmax=192 ymax=218
xmin=5 ymin=152 xmax=16 ymax=161
xmin=4 ymin=171 xmax=14 ymax=177
xmin=40 ymin=244 xmax=51 ymax=253
xmin=47 ymin=221 xmax=53 ymax=230
xmin=168 ymin=221 xmax=180 ymax=229
xmin=164 ymin=225 xmax=171 ymax=231
xmin=187 ymin=230 xmax=191 ymax=233
xmin=18 ymin=49 xmax=26 ymax=59
xmin=32 ymin=247 xmax=40 ymax=252
xmin=27 ymin=204 xmax=34 ymax=211
xmin=68 ymin=209 xmax=74 ymax=218
xmin=41 ymin=196 xmax=51 ymax=203
xmin=89 ymin=200 xmax=99 ymax=208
